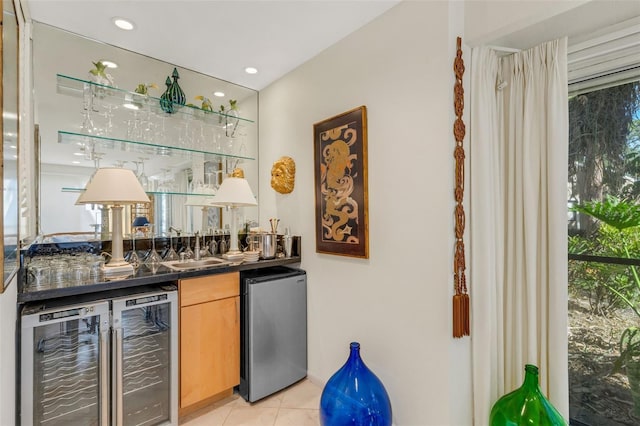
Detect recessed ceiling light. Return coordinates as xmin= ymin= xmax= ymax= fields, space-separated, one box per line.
xmin=71 ymin=160 xmax=81 ymax=164
xmin=214 ymin=91 xmax=225 ymax=97
xmin=244 ymin=67 xmax=258 ymax=75
xmin=100 ymin=60 xmax=118 ymax=69
xmin=122 ymin=103 xmax=139 ymax=110
xmin=73 ymin=152 xmax=84 ymax=156
xmin=112 ymin=17 xmax=135 ymax=31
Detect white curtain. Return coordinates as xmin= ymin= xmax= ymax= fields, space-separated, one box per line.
xmin=469 ymin=38 xmax=569 ymax=424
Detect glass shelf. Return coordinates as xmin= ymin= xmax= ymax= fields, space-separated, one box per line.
xmin=58 ymin=131 xmax=255 ymax=162
xmin=61 ymin=187 xmax=218 ymax=197
xmin=56 ymin=73 xmax=254 ymax=124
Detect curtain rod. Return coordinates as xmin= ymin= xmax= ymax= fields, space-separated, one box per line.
xmin=486 ymin=45 xmax=522 ymax=53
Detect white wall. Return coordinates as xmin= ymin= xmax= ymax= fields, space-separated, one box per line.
xmin=259 ymin=2 xmax=466 ymax=424
xmin=39 ymin=164 xmax=97 ymax=235
xmin=0 ymin=279 xmax=17 ymax=425
xmin=464 ymin=0 xmax=588 ymax=46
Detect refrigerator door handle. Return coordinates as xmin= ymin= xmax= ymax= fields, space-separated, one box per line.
xmin=115 ymin=327 xmax=124 ymax=426
xmin=100 ymin=328 xmax=109 ymax=425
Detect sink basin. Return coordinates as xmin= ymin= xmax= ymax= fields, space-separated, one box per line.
xmin=162 ymin=258 xmax=232 ymax=271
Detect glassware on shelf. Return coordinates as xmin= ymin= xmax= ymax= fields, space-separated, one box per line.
xmin=126 ymin=109 xmax=144 ymax=141
xmin=189 ymin=169 xmax=206 ymax=195
xmin=68 ymin=261 xmax=90 ymax=285
xmin=193 ymin=123 xmax=207 ymax=151
xmin=177 ymin=121 xmax=192 ymax=148
xmin=153 ymin=113 xmax=167 ymax=142
xmin=127 ymin=233 xmax=141 ymax=269
xmin=224 ymin=135 xmax=235 ymax=156
xmin=181 ymin=235 xmax=194 ymax=259
xmin=141 ymin=106 xmax=156 ymax=142
xmin=27 ymin=259 xmax=51 ymax=290
xmin=102 ymin=103 xmax=115 ymax=136
xmin=209 ymin=237 xmax=218 ymax=256
xmin=205 ymin=170 xmax=222 ymax=192
xmin=218 ymin=233 xmax=228 ymax=256
xmin=58 ymin=73 xmax=256 ymax=127
xmin=212 ymin=125 xmax=224 ymax=153
xmin=91 ymin=151 xmax=104 ymax=169
xmin=87 ymin=255 xmax=104 ymax=282
xmin=58 ymin=131 xmax=256 ymax=165
xmin=133 ymin=157 xmax=149 ymax=190
xmin=158 ymin=168 xmax=175 ymax=192
xmin=81 ymin=104 xmax=99 ymax=136
xmin=163 ymin=234 xmax=179 ymax=261
xmin=199 ymin=234 xmax=211 ymax=258
xmin=81 ymin=83 xmax=100 ymax=134
xmin=224 ymin=100 xmax=239 ymax=137
xmin=143 ymin=225 xmax=163 ymax=266
xmin=50 ymin=259 xmax=71 ymax=287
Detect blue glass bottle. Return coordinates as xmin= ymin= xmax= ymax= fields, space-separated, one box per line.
xmin=320 ymin=342 xmax=392 ymax=426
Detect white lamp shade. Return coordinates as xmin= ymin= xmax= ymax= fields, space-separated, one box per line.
xmin=76 ymin=167 xmax=150 ymax=205
xmin=212 ymin=177 xmax=257 ymax=207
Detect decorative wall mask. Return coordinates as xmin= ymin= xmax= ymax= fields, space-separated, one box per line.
xmin=270 ymin=156 xmax=296 ymax=194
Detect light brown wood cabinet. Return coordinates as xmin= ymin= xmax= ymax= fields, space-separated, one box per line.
xmin=179 ymin=272 xmax=240 ymax=411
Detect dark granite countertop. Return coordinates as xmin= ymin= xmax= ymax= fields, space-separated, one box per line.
xmin=18 ymin=256 xmax=301 ymax=304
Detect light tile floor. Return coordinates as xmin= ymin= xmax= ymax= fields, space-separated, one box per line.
xmin=180 ymin=379 xmax=322 ymax=426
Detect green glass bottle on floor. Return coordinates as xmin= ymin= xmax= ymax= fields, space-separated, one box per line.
xmin=490 ymin=364 xmax=567 ymax=426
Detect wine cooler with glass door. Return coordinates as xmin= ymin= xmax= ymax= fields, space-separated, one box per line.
xmin=20 ymin=285 xmax=178 ymax=425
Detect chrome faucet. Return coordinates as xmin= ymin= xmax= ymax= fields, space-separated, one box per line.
xmin=169 ymin=226 xmax=182 ymax=236
xmin=194 ymin=231 xmax=200 ymax=260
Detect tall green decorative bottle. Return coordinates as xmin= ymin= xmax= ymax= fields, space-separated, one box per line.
xmin=489 ymin=364 xmax=567 ymax=426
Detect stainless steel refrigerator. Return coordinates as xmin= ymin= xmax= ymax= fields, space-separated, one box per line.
xmin=239 ymin=267 xmax=307 ymax=402
xmin=21 ymin=286 xmax=178 ymax=425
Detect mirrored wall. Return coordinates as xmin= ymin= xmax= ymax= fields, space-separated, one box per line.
xmin=32 ymin=22 xmax=259 ymax=241
xmin=2 ymin=0 xmax=19 ymax=288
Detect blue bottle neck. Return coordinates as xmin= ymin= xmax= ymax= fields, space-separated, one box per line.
xmin=348 ymin=342 xmax=363 ymax=366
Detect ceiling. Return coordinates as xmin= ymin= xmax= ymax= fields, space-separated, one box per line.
xmin=25 ymin=0 xmax=401 ymax=91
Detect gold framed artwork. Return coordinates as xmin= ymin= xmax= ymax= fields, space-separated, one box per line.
xmin=313 ymin=106 xmax=369 ymax=258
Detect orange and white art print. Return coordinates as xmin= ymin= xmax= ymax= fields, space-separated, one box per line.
xmin=313 ymin=106 xmax=369 ymax=258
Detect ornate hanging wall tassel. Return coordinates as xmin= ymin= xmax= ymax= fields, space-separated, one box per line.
xmin=453 ymin=36 xmax=469 ymax=338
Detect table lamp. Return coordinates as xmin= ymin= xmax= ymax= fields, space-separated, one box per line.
xmin=211 ymin=175 xmax=257 ymax=257
xmin=76 ymin=167 xmax=150 ymax=276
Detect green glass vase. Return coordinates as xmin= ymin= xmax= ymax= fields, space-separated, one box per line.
xmin=160 ymin=76 xmax=174 ymax=113
xmin=489 ymin=364 xmax=567 ymax=426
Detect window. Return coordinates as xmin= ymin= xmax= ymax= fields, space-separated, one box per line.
xmin=567 ymin=19 xmax=640 ymax=424
xmin=568 ymin=79 xmax=640 ymax=426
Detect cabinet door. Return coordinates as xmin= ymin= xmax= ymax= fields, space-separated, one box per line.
xmin=180 ymin=296 xmax=240 ymax=408
xmin=180 ymin=272 xmax=239 ymax=307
